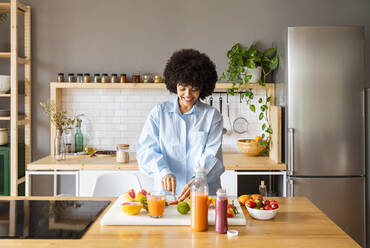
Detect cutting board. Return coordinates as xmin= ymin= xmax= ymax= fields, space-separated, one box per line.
xmin=100 ymin=196 xmax=246 ymax=226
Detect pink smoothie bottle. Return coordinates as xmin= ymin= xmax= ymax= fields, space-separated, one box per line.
xmin=215 ymin=188 xmax=228 ymax=234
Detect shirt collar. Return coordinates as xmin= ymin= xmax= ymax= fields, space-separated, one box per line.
xmin=167 ymin=96 xmax=199 ymax=115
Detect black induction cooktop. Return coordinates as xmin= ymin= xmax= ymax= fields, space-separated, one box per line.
xmin=0 ymin=200 xmax=110 ymax=239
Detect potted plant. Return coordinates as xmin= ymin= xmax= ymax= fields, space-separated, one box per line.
xmin=220 ymin=43 xmax=278 ymax=152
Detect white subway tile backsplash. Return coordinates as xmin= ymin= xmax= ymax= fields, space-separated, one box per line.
xmin=61 ymin=88 xmax=267 ymax=151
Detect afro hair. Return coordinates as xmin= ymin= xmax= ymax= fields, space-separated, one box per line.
xmin=163 ymin=49 xmax=217 ymax=99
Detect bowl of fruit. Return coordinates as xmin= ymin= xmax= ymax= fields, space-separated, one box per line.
xmin=237 ymin=136 xmax=266 ymax=156
xmin=238 ymin=194 xmax=279 ymax=220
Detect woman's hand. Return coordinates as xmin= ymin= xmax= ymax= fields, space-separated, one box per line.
xmin=177 ymin=179 xmax=195 ymax=202
xmin=161 ymin=174 xmax=176 ymax=195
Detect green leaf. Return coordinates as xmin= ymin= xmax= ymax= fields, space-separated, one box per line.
xmin=262 ymin=123 xmax=266 ymax=130
xmin=247 ymin=45 xmax=257 ymax=57
xmin=267 ymin=96 xmax=271 ymax=102
xmin=249 ymin=104 xmax=256 ymax=112
xmin=258 ymin=98 xmax=263 ymax=103
xmin=257 ymin=79 xmax=264 ymax=86
xmin=261 ymin=133 xmax=265 ymax=139
xmin=246 ymin=59 xmax=256 ymax=68
xmin=269 ymin=56 xmax=279 ymax=70
xmin=259 ymin=113 xmax=264 ymax=120
xmin=263 ymin=47 xmax=277 ymax=56
xmin=258 ymin=140 xmax=265 ymax=146
xmin=266 ymin=128 xmax=273 ymax=134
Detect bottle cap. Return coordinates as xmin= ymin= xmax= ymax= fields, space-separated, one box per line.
xmin=216 ymin=188 xmax=227 ymax=197
xmin=227 ymin=230 xmax=239 ymax=239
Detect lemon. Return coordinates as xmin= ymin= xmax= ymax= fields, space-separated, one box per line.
xmin=120 ymin=203 xmax=143 ymax=215
xmin=134 ymin=192 xmax=146 ymax=202
xmin=177 ymin=201 xmax=190 ymax=215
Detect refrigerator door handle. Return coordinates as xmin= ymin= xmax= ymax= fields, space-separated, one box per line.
xmin=289 ymin=179 xmax=294 ymax=197
xmin=288 ymin=128 xmax=294 ymax=176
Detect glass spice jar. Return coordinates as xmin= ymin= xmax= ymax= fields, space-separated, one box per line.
xmin=76 ymin=73 xmax=84 ymax=83
xmin=83 ymin=73 xmax=91 ymax=83
xmin=57 ymin=73 xmax=65 ymax=82
xmin=101 ymin=73 xmax=109 ymax=83
xmin=142 ymin=75 xmax=152 ymax=83
xmin=154 ymin=75 xmax=162 ymax=83
xmin=68 ymin=73 xmax=76 ymax=83
xmin=94 ymin=73 xmax=101 ymax=83
xmin=111 ymin=73 xmax=118 ymax=83
xmin=120 ymin=74 xmax=127 ymax=83
xmin=132 ymin=73 xmax=141 ymax=83
xmin=116 ymin=144 xmax=130 ymax=163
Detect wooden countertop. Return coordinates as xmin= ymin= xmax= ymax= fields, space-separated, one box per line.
xmin=0 ymin=196 xmax=359 ymax=247
xmin=27 ymin=153 xmax=286 ymax=171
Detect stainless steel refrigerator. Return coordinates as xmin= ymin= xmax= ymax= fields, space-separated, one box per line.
xmin=275 ymin=26 xmax=366 ymax=247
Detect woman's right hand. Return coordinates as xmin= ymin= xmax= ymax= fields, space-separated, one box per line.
xmin=161 ymin=174 xmax=176 ymax=195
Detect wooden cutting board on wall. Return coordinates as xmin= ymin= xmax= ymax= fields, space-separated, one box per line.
xmin=269 ymin=106 xmax=282 ymax=163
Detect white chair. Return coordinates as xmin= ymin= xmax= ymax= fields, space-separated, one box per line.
xmin=92 ymin=173 xmax=142 ymax=197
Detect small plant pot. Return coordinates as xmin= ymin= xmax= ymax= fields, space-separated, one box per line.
xmin=242 ymin=66 xmax=262 ymax=83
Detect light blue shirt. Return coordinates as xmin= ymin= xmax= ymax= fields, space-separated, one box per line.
xmin=136 ymin=96 xmax=225 ymax=195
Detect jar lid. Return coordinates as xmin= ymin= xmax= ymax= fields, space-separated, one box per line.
xmin=94 ymin=73 xmax=100 ymax=76
xmin=117 ymin=144 xmax=129 ymax=149
xmin=58 ymin=73 xmax=64 ymax=75
xmin=120 ymin=74 xmax=126 ymax=76
xmin=68 ymin=73 xmax=74 ymax=76
xmin=227 ymin=230 xmax=239 ymax=239
xmin=84 ymin=73 xmax=90 ymax=76
xmin=102 ymin=73 xmax=108 ymax=76
xmin=77 ymin=73 xmax=83 ymax=76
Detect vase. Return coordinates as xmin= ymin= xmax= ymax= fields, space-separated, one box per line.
xmin=55 ymin=129 xmax=65 ymax=161
xmin=242 ymin=66 xmax=262 ymax=83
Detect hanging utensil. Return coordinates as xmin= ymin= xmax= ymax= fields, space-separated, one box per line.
xmin=209 ymin=95 xmax=213 ymax=106
xmin=225 ymin=94 xmax=233 ymax=135
xmin=233 ymin=94 xmax=249 ymax=134
xmin=219 ymin=93 xmax=228 ymax=135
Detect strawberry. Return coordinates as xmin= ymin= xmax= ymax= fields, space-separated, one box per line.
xmin=264 ymin=205 xmax=273 ymax=210
xmin=128 ymin=188 xmax=136 ymax=199
xmin=140 ymin=189 xmax=147 ymax=196
xmin=247 ymin=201 xmax=256 ymax=208
xmin=227 ymin=207 xmax=234 ymax=217
xmin=271 ymin=203 xmax=279 ymax=210
xmin=263 ymin=200 xmax=270 ymax=206
xmin=254 ymin=199 xmax=263 ymax=208
xmin=270 ymin=200 xmax=278 ymax=206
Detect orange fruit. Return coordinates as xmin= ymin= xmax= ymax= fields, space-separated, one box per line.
xmin=255 ymin=136 xmax=262 ymax=142
xmin=120 ymin=202 xmax=143 ymax=215
xmin=238 ymin=195 xmax=250 ymax=206
xmin=251 ymin=194 xmax=263 ymax=201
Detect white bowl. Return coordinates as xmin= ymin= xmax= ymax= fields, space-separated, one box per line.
xmin=0 ymin=75 xmax=10 ymax=94
xmin=246 ymin=206 xmax=278 ymax=220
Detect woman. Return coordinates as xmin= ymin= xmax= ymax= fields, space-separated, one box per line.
xmin=136 ymin=49 xmax=224 ymax=201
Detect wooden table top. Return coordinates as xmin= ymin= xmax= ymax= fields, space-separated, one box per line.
xmin=0 ymin=196 xmax=359 ymax=247
xmin=27 ymin=153 xmax=286 ymax=171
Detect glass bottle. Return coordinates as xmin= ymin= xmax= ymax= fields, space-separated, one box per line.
xmin=63 ymin=128 xmax=73 ymax=153
xmin=55 ymin=129 xmax=65 ymax=161
xmin=101 ymin=73 xmax=109 ymax=83
xmin=75 ymin=120 xmax=84 ymax=152
xmin=215 ymin=188 xmax=228 ymax=234
xmin=111 ymin=73 xmax=118 ymax=83
xmin=120 ymin=74 xmax=127 ymax=83
xmin=83 ymin=73 xmax=91 ymax=83
xmin=191 ymin=167 xmax=208 ymax=232
xmin=259 ymin=180 xmax=267 ymax=197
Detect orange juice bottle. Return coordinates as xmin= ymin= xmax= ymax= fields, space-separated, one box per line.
xmin=191 ymin=167 xmax=208 ymax=232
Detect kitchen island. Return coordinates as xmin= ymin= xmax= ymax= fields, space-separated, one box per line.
xmin=0 ymin=196 xmax=359 ymax=247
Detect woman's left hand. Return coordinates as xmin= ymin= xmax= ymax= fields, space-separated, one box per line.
xmin=177 ymin=179 xmax=194 ymax=202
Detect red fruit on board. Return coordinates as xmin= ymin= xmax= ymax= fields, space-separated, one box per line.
xmin=128 ymin=189 xmax=136 ymax=199
xmin=247 ymin=201 xmax=256 ymax=208
xmin=227 ymin=207 xmax=234 ymax=218
xmin=140 ymin=189 xmax=147 ymax=196
xmin=271 ymin=203 xmax=279 ymax=210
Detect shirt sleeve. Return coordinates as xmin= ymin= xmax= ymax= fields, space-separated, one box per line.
xmin=136 ymin=105 xmax=172 ymax=179
xmin=197 ymin=110 xmax=225 ymax=181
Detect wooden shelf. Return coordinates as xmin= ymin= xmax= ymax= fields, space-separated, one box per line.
xmin=0 ymin=117 xmax=10 ymax=120
xmin=0 ymin=2 xmax=25 ymax=13
xmin=50 ymin=82 xmax=275 ymax=90
xmin=0 ymin=52 xmax=30 ymax=64
xmin=0 ymin=94 xmax=11 ymax=97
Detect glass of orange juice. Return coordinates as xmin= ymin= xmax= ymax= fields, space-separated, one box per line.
xmin=147 ymin=191 xmax=166 ymax=218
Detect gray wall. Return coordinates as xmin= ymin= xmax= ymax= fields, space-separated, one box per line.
xmin=0 ymin=0 xmax=369 ymax=161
